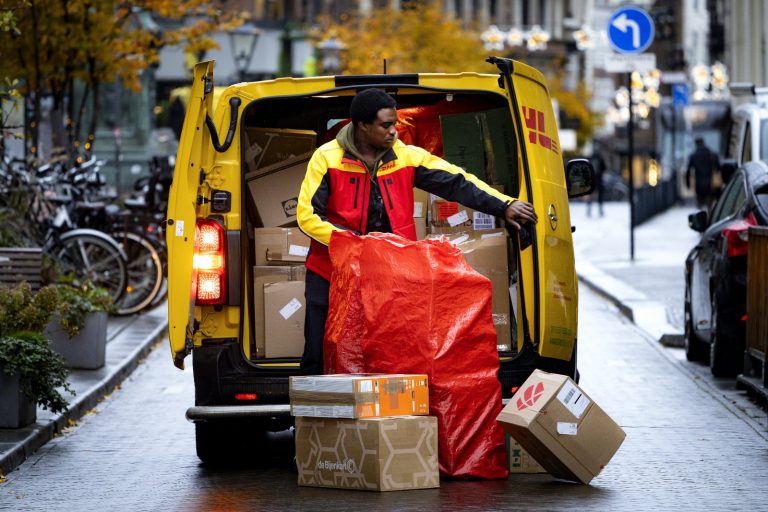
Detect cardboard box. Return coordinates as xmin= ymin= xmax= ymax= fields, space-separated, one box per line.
xmin=244 ymin=127 xmax=316 ymax=173
xmin=496 ymin=370 xmax=626 ymax=484
xmin=429 ymin=199 xmax=496 ymax=233
xmin=289 ymin=374 xmax=430 ymax=419
xmin=264 ymin=281 xmax=306 ymax=358
xmin=253 ymin=265 xmax=306 ymax=358
xmin=413 ymin=188 xmax=429 ymax=218
xmin=429 ymin=229 xmax=512 ymax=351
xmin=507 ymin=433 xmax=547 ymax=473
xmin=295 ymin=415 xmax=439 ymax=491
xmin=254 ymin=227 xmax=311 ymax=265
xmin=246 ymin=153 xmax=311 ymax=227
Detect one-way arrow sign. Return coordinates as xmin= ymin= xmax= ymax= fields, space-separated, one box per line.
xmin=608 ymin=6 xmax=655 ymax=54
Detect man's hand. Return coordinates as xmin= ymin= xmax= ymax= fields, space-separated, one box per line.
xmin=504 ymin=200 xmax=537 ymax=231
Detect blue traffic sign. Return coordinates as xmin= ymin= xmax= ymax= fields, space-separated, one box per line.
xmin=607 ymin=6 xmax=655 ymax=54
xmin=672 ymin=84 xmax=689 ymax=107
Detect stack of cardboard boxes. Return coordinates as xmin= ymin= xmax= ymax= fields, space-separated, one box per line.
xmin=245 ymin=128 xmax=317 ymax=360
xmin=290 ymin=374 xmax=439 ymax=491
xmin=253 ymin=227 xmax=310 ymax=358
xmin=420 ymin=187 xmax=513 ymax=353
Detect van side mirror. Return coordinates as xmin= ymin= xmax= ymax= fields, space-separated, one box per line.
xmin=688 ymin=210 xmax=708 ymax=232
xmin=566 ymin=158 xmax=595 ymax=198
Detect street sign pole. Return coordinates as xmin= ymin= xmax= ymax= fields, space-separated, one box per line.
xmin=627 ymin=72 xmax=635 ymax=261
xmin=607 ymin=5 xmax=655 ymax=262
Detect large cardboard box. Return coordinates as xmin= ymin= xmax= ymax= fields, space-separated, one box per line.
xmin=429 ymin=199 xmax=496 ymax=233
xmin=496 ymin=370 xmax=626 ymax=484
xmin=263 ymin=281 xmax=305 ymax=358
xmin=429 ymin=229 xmax=512 ymax=351
xmin=289 ymin=374 xmax=430 ymax=419
xmin=295 ymin=416 xmax=439 ymax=491
xmin=254 ymin=227 xmax=311 ymax=265
xmin=246 ymin=153 xmax=311 ymax=227
xmin=413 ymin=188 xmax=428 ymax=240
xmin=244 ymin=127 xmax=316 ymax=173
xmin=253 ymin=266 xmax=305 ymax=358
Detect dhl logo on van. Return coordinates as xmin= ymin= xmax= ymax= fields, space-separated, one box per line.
xmin=522 ymin=106 xmax=559 ymax=155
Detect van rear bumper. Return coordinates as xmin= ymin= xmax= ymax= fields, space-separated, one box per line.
xmin=186 ymin=404 xmax=291 ymax=422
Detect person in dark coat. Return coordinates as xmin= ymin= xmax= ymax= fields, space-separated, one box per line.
xmin=686 ymin=137 xmax=719 ymax=209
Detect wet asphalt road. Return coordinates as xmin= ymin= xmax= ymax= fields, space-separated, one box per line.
xmin=1 ymin=286 xmax=767 ymax=511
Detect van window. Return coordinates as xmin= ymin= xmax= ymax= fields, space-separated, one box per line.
xmin=760 ymin=120 xmax=768 ymax=160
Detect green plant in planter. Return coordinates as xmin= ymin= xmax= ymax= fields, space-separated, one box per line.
xmin=0 ymin=282 xmax=73 ymax=413
xmin=54 ymin=280 xmax=115 ymax=338
xmin=0 ymin=333 xmax=73 ymax=413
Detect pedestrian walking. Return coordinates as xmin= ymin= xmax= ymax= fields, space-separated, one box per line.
xmin=587 ymin=145 xmax=607 ymax=217
xmin=296 ymin=88 xmax=537 ymax=375
xmin=686 ymin=137 xmax=719 ymax=210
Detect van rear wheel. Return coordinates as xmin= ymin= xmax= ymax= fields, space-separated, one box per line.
xmin=195 ymin=421 xmax=273 ymax=465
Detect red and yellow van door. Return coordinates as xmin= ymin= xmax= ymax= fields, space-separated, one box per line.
xmin=166 ymin=61 xmax=215 ymax=369
xmin=498 ymin=59 xmax=578 ymax=364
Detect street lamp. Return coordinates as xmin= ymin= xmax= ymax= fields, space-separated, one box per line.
xmin=229 ymin=22 xmax=261 ymax=83
xmin=317 ymin=36 xmax=345 ymax=75
xmin=480 ymin=25 xmax=551 ymax=52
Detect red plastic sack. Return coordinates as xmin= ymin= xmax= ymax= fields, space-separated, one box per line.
xmin=324 ymin=231 xmax=508 ymax=479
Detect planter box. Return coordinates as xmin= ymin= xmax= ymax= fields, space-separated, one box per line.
xmin=44 ymin=311 xmax=108 ymax=369
xmin=0 ymin=369 xmax=37 ymax=428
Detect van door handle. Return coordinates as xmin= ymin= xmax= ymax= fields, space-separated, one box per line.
xmin=571 ymin=225 xmax=576 ymax=233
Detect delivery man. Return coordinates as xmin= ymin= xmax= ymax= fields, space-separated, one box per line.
xmin=296 ymin=88 xmax=537 ymax=375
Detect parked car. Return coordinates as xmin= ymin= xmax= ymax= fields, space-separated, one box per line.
xmin=684 ymin=160 xmax=768 ymax=377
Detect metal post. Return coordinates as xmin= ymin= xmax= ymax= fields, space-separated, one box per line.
xmin=628 ymin=72 xmax=635 ymax=261
xmin=671 ymin=104 xmax=677 ymax=198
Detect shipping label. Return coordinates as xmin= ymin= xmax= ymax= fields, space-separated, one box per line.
xmin=556 ymin=381 xmax=590 ymax=419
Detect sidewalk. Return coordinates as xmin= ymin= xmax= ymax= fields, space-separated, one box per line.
xmin=570 ymin=200 xmax=701 ymax=347
xmin=0 ymin=200 xmax=748 ymax=478
xmin=0 ymin=305 xmax=167 ymax=476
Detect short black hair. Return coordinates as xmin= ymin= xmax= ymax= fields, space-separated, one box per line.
xmin=350 ymin=88 xmax=397 ymax=125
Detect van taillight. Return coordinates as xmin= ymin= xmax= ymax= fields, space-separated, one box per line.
xmin=194 ymin=220 xmax=226 ymax=305
xmin=724 ymin=212 xmax=757 ymax=258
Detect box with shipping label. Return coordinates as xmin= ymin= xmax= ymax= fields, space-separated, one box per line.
xmin=263 ymin=281 xmax=305 ymax=358
xmin=507 ymin=433 xmax=547 ymax=474
xmin=295 ymin=415 xmax=439 ymax=491
xmin=429 ymin=199 xmax=496 ymax=234
xmin=253 ymin=266 xmax=303 ymax=358
xmin=246 ymin=153 xmax=311 ymax=227
xmin=244 ymin=127 xmax=316 ymax=173
xmin=413 ymin=188 xmax=429 ymax=218
xmin=496 ymin=370 xmax=626 ymax=484
xmin=428 ymin=229 xmax=511 ymax=351
xmin=254 ymin=227 xmax=311 ymax=266
xmin=289 ymin=374 xmax=430 ymax=419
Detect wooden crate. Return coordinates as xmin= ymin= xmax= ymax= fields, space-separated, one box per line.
xmin=0 ymin=247 xmax=43 ymax=291
xmin=746 ymin=226 xmax=768 ymax=386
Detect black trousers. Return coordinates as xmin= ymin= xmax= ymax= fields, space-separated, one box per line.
xmin=300 ymin=269 xmax=330 ymax=375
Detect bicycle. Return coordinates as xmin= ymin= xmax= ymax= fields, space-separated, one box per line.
xmin=0 ymin=155 xmax=129 ymax=303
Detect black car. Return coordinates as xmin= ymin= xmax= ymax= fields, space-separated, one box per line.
xmin=684 ymin=161 xmax=768 ymax=377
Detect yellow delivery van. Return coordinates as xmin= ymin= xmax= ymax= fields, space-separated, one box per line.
xmin=166 ymin=57 xmax=594 ymax=463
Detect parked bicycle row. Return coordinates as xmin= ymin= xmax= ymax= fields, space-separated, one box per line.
xmin=0 ymin=153 xmax=173 ymax=315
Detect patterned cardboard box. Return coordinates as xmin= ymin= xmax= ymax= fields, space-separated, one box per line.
xmin=295 ymin=416 xmax=439 ymax=491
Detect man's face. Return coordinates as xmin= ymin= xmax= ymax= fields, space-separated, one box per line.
xmin=358 ymin=108 xmax=397 ymax=151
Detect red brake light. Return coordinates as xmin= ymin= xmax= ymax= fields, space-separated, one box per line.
xmin=194 ymin=220 xmax=226 ymax=305
xmin=723 ymin=212 xmax=757 ymax=258
xmin=235 ymin=393 xmax=258 ymax=401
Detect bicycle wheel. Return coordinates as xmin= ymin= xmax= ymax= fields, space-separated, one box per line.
xmin=54 ymin=230 xmax=128 ymax=303
xmin=112 ymin=231 xmax=164 ymax=315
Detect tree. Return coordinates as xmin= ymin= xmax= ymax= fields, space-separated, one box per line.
xmin=314 ymin=4 xmax=492 ymax=75
xmin=0 ymin=0 xmax=242 ymax=160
